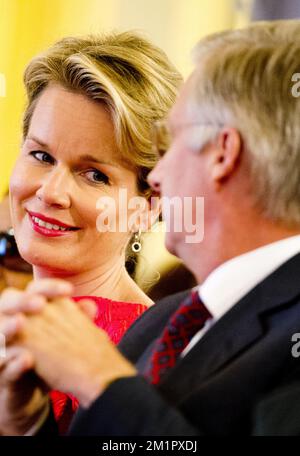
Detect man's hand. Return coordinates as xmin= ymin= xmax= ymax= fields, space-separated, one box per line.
xmin=19 ymin=297 xmax=137 ymax=408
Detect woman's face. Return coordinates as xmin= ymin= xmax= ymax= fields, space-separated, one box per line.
xmin=10 ymin=84 xmax=141 ymax=276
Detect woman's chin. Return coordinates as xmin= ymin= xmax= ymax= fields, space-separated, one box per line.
xmin=32 ymin=263 xmax=77 ymax=278
xmin=19 ymin=251 xmax=75 ymax=277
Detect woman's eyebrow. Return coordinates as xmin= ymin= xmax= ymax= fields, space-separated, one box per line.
xmin=26 ymin=136 xmax=120 ymax=168
xmin=26 ymin=135 xmax=48 ymax=148
xmin=78 ymin=154 xmax=120 ymax=168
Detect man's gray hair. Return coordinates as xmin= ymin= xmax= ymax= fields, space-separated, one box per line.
xmin=190 ymin=20 xmax=300 ymax=226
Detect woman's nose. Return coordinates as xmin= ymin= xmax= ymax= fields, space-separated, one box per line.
xmin=36 ymin=167 xmax=72 ymax=208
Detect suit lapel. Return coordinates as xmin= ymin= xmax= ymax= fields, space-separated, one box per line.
xmin=156 ymin=253 xmax=300 ymax=400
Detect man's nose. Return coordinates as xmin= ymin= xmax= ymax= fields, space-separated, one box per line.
xmin=36 ymin=166 xmax=72 ymax=208
xmin=148 ymin=160 xmax=163 ymax=195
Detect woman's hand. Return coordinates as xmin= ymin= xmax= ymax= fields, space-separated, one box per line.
xmin=0 ymin=345 xmax=48 ymax=436
xmin=18 ymin=296 xmax=137 ymax=408
xmin=0 ymin=279 xmax=74 ymax=434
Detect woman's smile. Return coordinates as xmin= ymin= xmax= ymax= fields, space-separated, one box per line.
xmin=27 ymin=210 xmax=81 ymax=238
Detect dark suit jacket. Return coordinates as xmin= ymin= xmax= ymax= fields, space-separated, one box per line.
xmin=69 ymin=253 xmax=300 ymax=436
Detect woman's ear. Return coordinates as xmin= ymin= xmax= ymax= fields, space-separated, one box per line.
xmin=143 ymin=193 xmax=161 ymax=232
xmin=130 ymin=193 xmax=161 ymax=234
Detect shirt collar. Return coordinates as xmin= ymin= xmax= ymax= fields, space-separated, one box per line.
xmin=199 ymin=235 xmax=300 ymax=321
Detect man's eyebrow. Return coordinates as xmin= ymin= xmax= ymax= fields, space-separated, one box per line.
xmin=26 ymin=136 xmax=120 ymax=168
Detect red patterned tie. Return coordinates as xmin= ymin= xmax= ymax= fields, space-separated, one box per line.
xmin=144 ymin=290 xmax=212 ymax=385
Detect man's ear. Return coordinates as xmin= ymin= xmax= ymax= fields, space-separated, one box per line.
xmin=211 ymin=127 xmax=242 ymax=184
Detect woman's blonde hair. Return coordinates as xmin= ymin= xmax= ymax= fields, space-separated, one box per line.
xmin=189 ymin=20 xmax=300 ymax=225
xmin=23 ymin=31 xmax=182 ymax=198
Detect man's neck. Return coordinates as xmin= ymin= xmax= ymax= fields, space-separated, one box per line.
xmin=180 ymin=221 xmax=300 ymax=285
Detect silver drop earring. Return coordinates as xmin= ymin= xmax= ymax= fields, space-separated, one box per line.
xmin=131 ymin=228 xmax=142 ymax=253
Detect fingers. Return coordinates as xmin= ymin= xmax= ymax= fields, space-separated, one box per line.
xmin=0 ymin=346 xmax=34 ymax=384
xmin=76 ymin=299 xmax=97 ymax=321
xmin=0 ymin=314 xmax=26 ymax=343
xmin=0 ymin=288 xmax=47 ymax=315
xmin=3 ymin=351 xmax=34 ymax=383
xmin=26 ymin=279 xmax=74 ymax=298
xmin=0 ymin=278 xmax=74 ymax=317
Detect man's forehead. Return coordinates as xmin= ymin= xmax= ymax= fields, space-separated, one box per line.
xmin=168 ymin=72 xmax=197 ymax=127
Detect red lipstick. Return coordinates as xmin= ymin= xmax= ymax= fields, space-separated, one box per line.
xmin=27 ymin=211 xmax=79 ymax=238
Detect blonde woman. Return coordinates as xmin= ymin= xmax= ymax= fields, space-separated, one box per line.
xmin=5 ymin=31 xmax=181 ymax=433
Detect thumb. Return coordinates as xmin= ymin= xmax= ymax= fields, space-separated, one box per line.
xmin=1 ymin=347 xmax=35 ymax=384
xmin=76 ymin=299 xmax=97 ymax=321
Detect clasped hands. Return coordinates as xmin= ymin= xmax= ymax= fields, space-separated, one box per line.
xmin=0 ymin=279 xmax=137 ymax=435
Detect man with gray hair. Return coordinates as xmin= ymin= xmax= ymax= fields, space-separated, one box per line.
xmin=1 ymin=20 xmax=300 ymax=436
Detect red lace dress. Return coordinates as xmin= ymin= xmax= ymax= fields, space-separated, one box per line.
xmin=49 ymin=295 xmax=148 ymax=434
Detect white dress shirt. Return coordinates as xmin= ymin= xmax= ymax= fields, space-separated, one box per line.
xmin=182 ymin=234 xmax=300 ymax=356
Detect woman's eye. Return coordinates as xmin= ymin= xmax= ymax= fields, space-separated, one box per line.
xmin=85 ymin=169 xmax=110 ymax=185
xmin=30 ymin=151 xmax=55 ymax=164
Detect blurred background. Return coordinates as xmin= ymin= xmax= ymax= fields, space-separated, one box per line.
xmin=1 ymin=0 xmax=299 ymax=296
xmin=0 ymin=0 xmax=254 ymax=198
